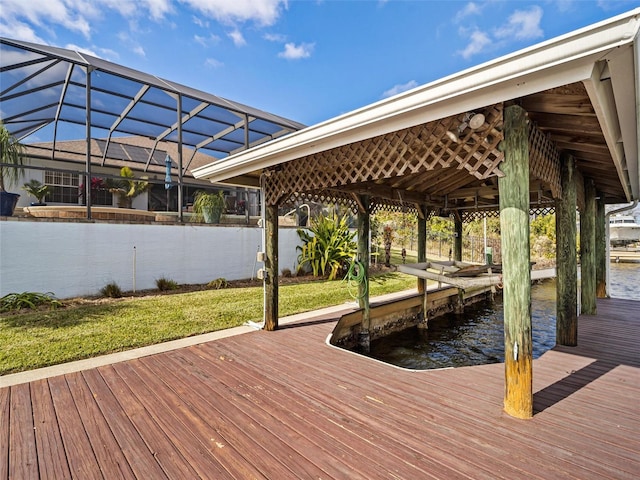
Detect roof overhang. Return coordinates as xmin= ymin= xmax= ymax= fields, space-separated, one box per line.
xmin=193 ymin=9 xmax=640 ymax=201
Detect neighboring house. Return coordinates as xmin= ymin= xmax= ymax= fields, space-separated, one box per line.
xmin=18 ymin=136 xmax=260 ymax=216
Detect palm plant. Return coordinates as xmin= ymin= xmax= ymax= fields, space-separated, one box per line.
xmin=296 ymin=213 xmax=357 ymax=280
xmin=0 ymin=122 xmax=26 ymax=193
xmin=108 ymin=166 xmax=149 ymax=208
xmin=22 ymin=179 xmax=50 ymax=204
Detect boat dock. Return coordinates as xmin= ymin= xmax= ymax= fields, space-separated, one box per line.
xmin=1 ymin=296 xmax=638 ymax=479
xmin=610 ymin=249 xmax=640 ymax=263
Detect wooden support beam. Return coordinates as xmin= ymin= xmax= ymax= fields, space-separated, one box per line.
xmin=356 ymin=195 xmax=371 ymax=351
xmin=555 ymin=153 xmax=578 ymax=346
xmin=264 ymin=203 xmax=279 ymax=331
xmin=453 ymin=213 xmax=463 ymax=261
xmin=417 ymin=214 xmax=429 ymax=328
xmin=595 ymin=193 xmax=607 ymax=298
xmin=581 ymin=178 xmax=597 ymax=315
xmin=499 ymin=105 xmax=532 ymax=419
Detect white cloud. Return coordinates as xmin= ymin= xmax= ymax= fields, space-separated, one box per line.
xmin=0 ymin=20 xmax=47 ymax=44
xmin=264 ymin=32 xmax=287 ymax=42
xmin=195 ymin=33 xmax=221 ymax=46
xmin=382 ymin=80 xmax=418 ymax=98
xmin=278 ymin=42 xmax=314 ymax=59
xmin=494 ymin=6 xmax=543 ymax=40
xmin=133 ymin=45 xmax=146 ymax=57
xmin=204 ymin=57 xmax=224 ymax=68
xmin=2 ymin=0 xmax=92 ymax=37
xmin=228 ymin=29 xmax=247 ymax=46
xmin=192 ymin=15 xmax=210 ymax=28
xmin=455 ymin=2 xmax=482 ymax=22
xmin=179 ymin=0 xmax=288 ymax=26
xmin=64 ymin=43 xmax=99 ymax=57
xmin=458 ymin=29 xmax=492 ymax=59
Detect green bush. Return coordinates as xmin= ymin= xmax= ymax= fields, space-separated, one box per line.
xmin=100 ymin=282 xmax=123 ymax=298
xmin=156 ymin=277 xmax=179 ymax=291
xmin=0 ymin=292 xmax=62 ymax=312
xmin=297 ymin=213 xmax=357 ymax=280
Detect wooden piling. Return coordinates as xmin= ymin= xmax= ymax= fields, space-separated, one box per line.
xmin=453 ymin=214 xmax=463 ymax=262
xmin=265 ymin=203 xmax=279 ymax=331
xmin=595 ymin=193 xmax=607 ymax=298
xmin=581 ymin=178 xmax=597 ymax=314
xmin=357 ymin=195 xmax=371 ymax=350
xmin=498 ymin=105 xmax=532 ymax=419
xmin=556 ymin=153 xmax=578 ymax=346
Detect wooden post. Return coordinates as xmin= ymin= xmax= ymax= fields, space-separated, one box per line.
xmin=555 ymin=153 xmax=578 ymax=346
xmin=357 ymin=195 xmax=371 ymax=351
xmin=264 ymin=203 xmax=279 ymax=331
xmin=417 ymin=212 xmax=428 ymax=328
xmin=498 ymin=105 xmax=532 ymax=419
xmin=595 ymin=193 xmax=607 ymax=298
xmin=453 ymin=213 xmax=463 ymax=262
xmin=581 ymin=178 xmax=597 ymax=314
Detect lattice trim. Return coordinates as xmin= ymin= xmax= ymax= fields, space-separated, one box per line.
xmin=264 ymin=104 xmax=505 ymax=206
xmin=462 ymin=205 xmax=556 ymax=222
xmin=529 ymin=124 xmax=561 ymax=199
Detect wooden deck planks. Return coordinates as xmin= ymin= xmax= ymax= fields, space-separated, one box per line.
xmin=30 ymin=379 xmax=71 ymax=479
xmin=0 ymin=297 xmax=638 ymax=479
xmin=8 ymin=383 xmax=38 ymax=480
xmin=0 ymin=388 xmax=9 ymax=480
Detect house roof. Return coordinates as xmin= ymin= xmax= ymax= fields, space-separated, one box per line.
xmin=193 ymin=9 xmax=640 ymax=208
xmin=0 ymin=37 xmax=306 ymax=168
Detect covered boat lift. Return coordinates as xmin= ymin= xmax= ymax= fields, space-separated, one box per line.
xmin=194 ymin=9 xmax=640 ymax=419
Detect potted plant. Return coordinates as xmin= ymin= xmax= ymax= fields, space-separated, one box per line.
xmin=0 ymin=122 xmax=26 ymax=216
xmin=108 ymin=166 xmax=149 ymax=209
xmin=192 ymin=190 xmax=225 ymax=224
xmin=22 ymin=179 xmax=50 ymax=206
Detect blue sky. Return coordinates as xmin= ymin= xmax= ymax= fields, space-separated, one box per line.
xmin=1 ymin=0 xmax=638 ymax=126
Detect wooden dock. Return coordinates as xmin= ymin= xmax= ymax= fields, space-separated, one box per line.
xmin=1 ymin=297 xmax=638 ymax=479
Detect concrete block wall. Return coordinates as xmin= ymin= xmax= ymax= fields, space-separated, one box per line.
xmin=0 ymin=221 xmax=303 ymax=299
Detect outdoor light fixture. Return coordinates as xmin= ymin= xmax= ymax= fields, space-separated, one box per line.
xmin=446 ymin=111 xmax=486 ymax=143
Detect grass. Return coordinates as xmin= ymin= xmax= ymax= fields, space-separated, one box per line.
xmin=0 ymin=271 xmax=417 ymax=375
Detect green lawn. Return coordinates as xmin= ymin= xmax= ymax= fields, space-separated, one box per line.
xmin=0 ymin=272 xmax=417 ymax=375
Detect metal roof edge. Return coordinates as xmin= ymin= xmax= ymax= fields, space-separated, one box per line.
xmin=193 ymin=8 xmax=640 ymax=184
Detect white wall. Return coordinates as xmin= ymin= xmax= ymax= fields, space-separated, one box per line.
xmin=0 ymin=222 xmax=303 ymax=299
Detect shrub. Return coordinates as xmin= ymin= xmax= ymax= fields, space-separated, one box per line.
xmin=156 ymin=277 xmax=179 ymax=291
xmin=207 ymin=278 xmax=228 ymax=289
xmin=100 ymin=282 xmax=123 ymax=298
xmin=281 ymin=268 xmax=293 ymax=278
xmin=296 ymin=213 xmax=357 ymax=280
xmin=0 ymin=292 xmax=62 ymax=312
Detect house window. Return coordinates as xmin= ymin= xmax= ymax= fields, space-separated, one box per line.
xmin=45 ymin=171 xmax=79 ymax=204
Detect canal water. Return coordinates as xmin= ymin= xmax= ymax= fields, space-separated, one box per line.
xmin=366 ymin=263 xmax=639 ymax=370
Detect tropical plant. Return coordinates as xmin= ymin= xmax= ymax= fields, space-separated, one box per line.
xmin=108 ymin=166 xmax=149 ymax=208
xmin=0 ymin=122 xmax=26 ymax=193
xmin=0 ymin=292 xmax=62 ymax=312
xmin=22 ymin=179 xmax=50 ymax=204
xmin=79 ymin=177 xmax=108 ymax=204
xmin=192 ymin=190 xmax=225 ymax=223
xmin=296 ymin=213 xmax=357 ymax=280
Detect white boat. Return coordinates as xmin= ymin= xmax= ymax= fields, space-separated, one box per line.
xmin=609 ymin=214 xmax=640 ymax=246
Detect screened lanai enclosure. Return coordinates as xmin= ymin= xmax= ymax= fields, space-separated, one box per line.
xmin=0 ymin=37 xmax=305 ymax=218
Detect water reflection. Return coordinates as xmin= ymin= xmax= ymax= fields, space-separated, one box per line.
xmin=366 ymin=263 xmax=639 ymax=370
